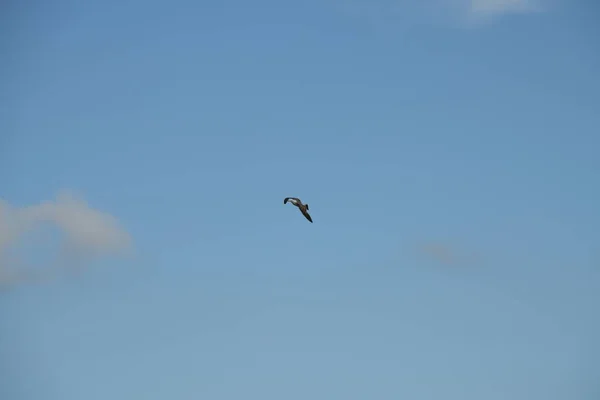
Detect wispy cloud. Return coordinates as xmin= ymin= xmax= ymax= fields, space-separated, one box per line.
xmin=416 ymin=241 xmax=480 ymax=267
xmin=335 ymin=0 xmax=547 ymax=28
xmin=469 ymin=0 xmax=541 ymax=16
xmin=0 ymin=191 xmax=132 ymax=287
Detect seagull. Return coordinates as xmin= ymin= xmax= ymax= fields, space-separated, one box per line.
xmin=284 ymin=197 xmax=313 ymax=223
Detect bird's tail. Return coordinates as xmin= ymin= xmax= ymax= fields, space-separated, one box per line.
xmin=305 ymin=203 xmax=309 ymax=210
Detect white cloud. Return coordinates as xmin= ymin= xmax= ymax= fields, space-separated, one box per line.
xmin=0 ymin=191 xmax=132 ymax=286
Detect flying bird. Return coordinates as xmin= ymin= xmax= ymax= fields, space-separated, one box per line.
xmin=284 ymin=197 xmax=313 ymax=223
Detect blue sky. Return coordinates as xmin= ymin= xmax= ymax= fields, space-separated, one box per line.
xmin=1 ymin=0 xmax=599 ymax=399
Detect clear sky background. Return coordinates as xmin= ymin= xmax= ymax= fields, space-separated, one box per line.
xmin=1 ymin=0 xmax=599 ymax=399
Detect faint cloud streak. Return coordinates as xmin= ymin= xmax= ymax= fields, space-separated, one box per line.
xmin=0 ymin=191 xmax=132 ymax=287
xmin=334 ymin=0 xmax=548 ymax=28
xmin=469 ymin=0 xmax=541 ymax=16
xmin=416 ymin=241 xmax=480 ymax=267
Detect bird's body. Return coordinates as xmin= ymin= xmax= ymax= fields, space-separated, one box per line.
xmin=284 ymin=197 xmax=313 ymax=223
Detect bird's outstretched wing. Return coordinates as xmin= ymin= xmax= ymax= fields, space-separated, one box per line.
xmin=300 ymin=208 xmax=313 ymax=223
xmin=284 ymin=197 xmax=300 ymax=205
